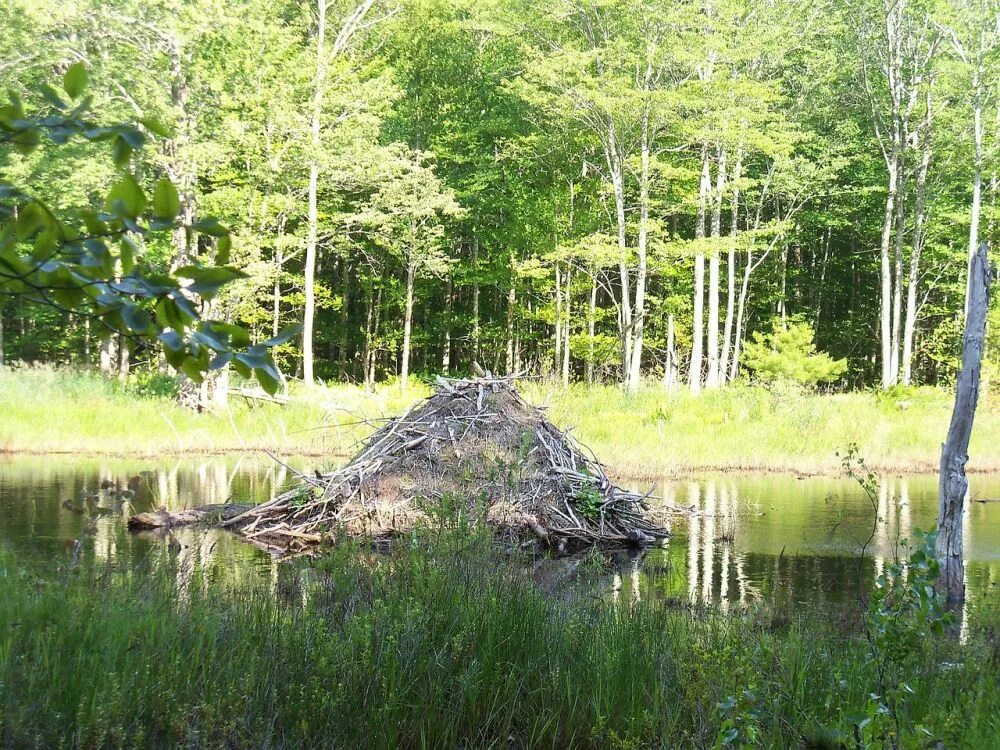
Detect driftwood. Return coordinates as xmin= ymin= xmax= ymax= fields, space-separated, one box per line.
xmin=127 ymin=503 xmax=253 ymax=530
xmin=132 ymin=376 xmax=681 ymax=555
xmin=936 ymin=241 xmax=991 ymax=601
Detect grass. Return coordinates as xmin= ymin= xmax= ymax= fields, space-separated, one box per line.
xmin=1 ymin=529 xmax=998 ymax=749
xmin=4 ymin=365 xmax=1000 ymax=474
xmin=0 ymin=365 xmax=420 ymax=459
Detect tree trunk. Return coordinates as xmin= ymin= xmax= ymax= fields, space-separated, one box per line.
xmin=562 ymin=264 xmax=572 ymax=388
xmin=879 ymin=140 xmax=900 ymax=389
xmin=165 ymin=35 xmax=196 ymax=270
xmin=607 ymin=124 xmax=632 ymax=375
xmin=505 ymin=266 xmax=516 ymax=374
xmin=937 ymin=242 xmax=990 ymax=601
xmin=364 ymin=278 xmax=383 ymax=389
xmin=964 ymin=69 xmax=984 ymax=321
xmin=690 ymin=146 xmax=710 ymax=394
xmin=720 ymin=151 xmax=742 ymax=381
xmin=302 ymin=0 xmax=327 ymax=387
xmin=117 ymin=334 xmax=130 ymax=381
xmin=706 ymin=147 xmax=727 ymax=388
xmin=904 ymin=90 xmax=932 ymax=386
xmin=730 ymin=249 xmax=753 ymax=382
xmin=587 ymin=274 xmax=597 ymax=384
xmin=627 ymin=101 xmax=651 ymax=392
xmin=339 ymin=256 xmax=351 ymax=378
xmin=270 ymin=253 xmax=282 ymax=343
xmin=471 ymin=236 xmax=480 ymax=362
xmin=663 ymin=313 xmax=676 ymax=392
xmin=442 ymin=273 xmax=453 ymax=373
xmin=554 ymin=262 xmax=562 ymax=374
xmin=401 ymin=259 xmax=415 ymax=390
xmin=100 ymin=336 xmax=117 ymax=377
xmin=891 ymin=148 xmax=907 ymax=385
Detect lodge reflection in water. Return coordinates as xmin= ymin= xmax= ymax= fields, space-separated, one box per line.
xmin=2 ymin=458 xmax=999 ymax=608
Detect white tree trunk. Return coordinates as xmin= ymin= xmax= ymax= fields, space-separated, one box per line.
xmin=587 ymin=274 xmax=597 ymax=384
xmin=607 ymin=124 xmax=632 ymax=376
xmin=937 ymin=242 xmax=990 ymax=601
xmin=554 ymin=262 xmax=562 ymax=374
xmin=879 ymin=141 xmax=900 ymax=389
xmin=471 ymin=236 xmax=480 ymax=362
xmin=401 ymin=260 xmax=415 ymax=390
xmin=903 ymin=90 xmax=932 ymax=385
xmin=891 ymin=153 xmax=906 ymax=384
xmin=117 ymin=334 xmax=130 ymax=381
xmin=689 ymin=147 xmax=710 ymax=394
xmin=706 ymin=147 xmax=727 ymax=388
xmin=663 ymin=313 xmax=676 ymax=392
xmin=627 ymin=105 xmax=651 ymax=393
xmin=730 ymin=249 xmax=753 ymax=382
xmin=302 ymin=0 xmax=327 ymax=386
xmin=562 ymin=264 xmax=572 ymax=387
xmin=442 ymin=273 xmax=453 ymax=373
xmin=505 ymin=266 xmax=516 ymax=375
xmin=720 ymin=151 xmax=741 ymax=381
xmin=100 ymin=336 xmax=117 ymax=377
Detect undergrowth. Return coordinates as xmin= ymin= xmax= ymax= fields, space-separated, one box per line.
xmin=1 ymin=527 xmax=997 ymax=748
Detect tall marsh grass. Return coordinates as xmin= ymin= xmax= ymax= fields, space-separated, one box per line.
xmin=4 ymin=365 xmax=1000 ymax=473
xmin=1 ymin=531 xmax=997 ymax=748
xmin=528 ymin=380 xmax=1000 ymax=475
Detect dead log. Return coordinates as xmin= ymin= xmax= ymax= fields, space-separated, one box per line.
xmin=936 ymin=241 xmax=991 ymax=601
xmin=127 ymin=503 xmax=254 ymax=530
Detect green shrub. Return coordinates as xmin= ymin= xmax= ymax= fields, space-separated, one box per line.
xmin=742 ymin=319 xmax=847 ymax=386
xmin=122 ymin=370 xmax=181 ymax=399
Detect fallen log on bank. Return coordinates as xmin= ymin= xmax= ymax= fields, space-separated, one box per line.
xmin=131 ymin=376 xmax=682 ymax=555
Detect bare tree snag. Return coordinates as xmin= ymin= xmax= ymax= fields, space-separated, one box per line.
xmin=936 ymin=241 xmax=991 ymax=600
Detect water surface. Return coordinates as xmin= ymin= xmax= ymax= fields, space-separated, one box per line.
xmin=2 ymin=456 xmax=998 ymax=606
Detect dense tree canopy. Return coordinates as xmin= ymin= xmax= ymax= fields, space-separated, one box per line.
xmin=2 ymin=0 xmax=998 ymax=393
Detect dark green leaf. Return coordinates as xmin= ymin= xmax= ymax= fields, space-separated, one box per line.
xmin=152 ymin=178 xmax=181 ymax=220
xmin=63 ymin=62 xmax=88 ymax=99
xmin=139 ymin=117 xmax=172 ymax=138
xmin=39 ymin=84 xmax=67 ymax=109
xmin=105 ymin=175 xmax=146 ymax=218
xmin=193 ymin=217 xmax=228 ymax=237
xmin=175 ymin=265 xmax=246 ymax=299
xmin=122 ymin=304 xmax=151 ymax=333
xmin=111 ymin=136 xmax=133 ymax=168
xmin=215 ymin=234 xmax=231 ymax=265
xmin=263 ymin=323 xmax=303 ymax=347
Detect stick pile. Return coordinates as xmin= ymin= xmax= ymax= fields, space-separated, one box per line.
xmin=222 ymin=376 xmax=674 ymax=554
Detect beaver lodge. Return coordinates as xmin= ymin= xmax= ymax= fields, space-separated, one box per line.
xmin=130 ymin=376 xmax=676 ymax=555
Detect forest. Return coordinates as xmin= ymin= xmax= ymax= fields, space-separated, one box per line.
xmin=5 ymin=2 xmax=1000 ymax=748
xmin=3 ymin=0 xmax=999 ymax=396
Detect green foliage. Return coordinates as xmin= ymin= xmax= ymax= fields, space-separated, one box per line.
xmin=122 ymin=370 xmax=180 ymax=400
xmin=573 ymin=484 xmax=603 ymax=519
xmin=0 ymin=0 xmax=995 ymax=390
xmin=742 ymin=319 xmax=848 ymax=387
xmin=2 ymin=528 xmax=998 ymax=748
xmin=838 ymin=445 xmax=954 ymax=748
xmin=0 ymin=68 xmax=289 ymax=393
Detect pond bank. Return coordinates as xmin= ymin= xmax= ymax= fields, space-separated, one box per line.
xmin=4 ymin=367 xmax=1000 ymax=475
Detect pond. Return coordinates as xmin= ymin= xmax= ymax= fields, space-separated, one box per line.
xmin=2 ymin=455 xmax=999 ymax=607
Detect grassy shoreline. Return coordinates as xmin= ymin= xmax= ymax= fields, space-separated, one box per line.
xmin=2 ymin=532 xmax=998 ymax=748
xmin=4 ymin=367 xmax=1000 ymax=474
